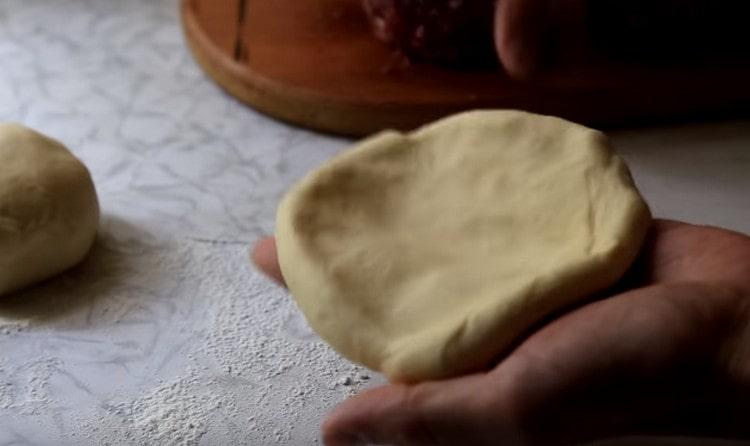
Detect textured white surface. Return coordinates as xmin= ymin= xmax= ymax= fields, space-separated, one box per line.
xmin=0 ymin=0 xmax=748 ymax=444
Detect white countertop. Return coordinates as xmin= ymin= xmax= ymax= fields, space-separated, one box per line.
xmin=0 ymin=0 xmax=748 ymax=444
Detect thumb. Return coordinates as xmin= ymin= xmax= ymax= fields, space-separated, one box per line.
xmin=251 ymin=236 xmax=286 ymax=285
xmin=323 ymin=375 xmax=515 ymax=446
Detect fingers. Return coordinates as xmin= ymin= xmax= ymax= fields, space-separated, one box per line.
xmin=251 ymin=236 xmax=286 ymax=285
xmin=323 ymin=375 xmax=510 ymax=446
xmin=495 ymin=0 xmax=549 ymax=79
xmin=482 ymin=282 xmax=750 ymax=443
xmin=634 ymin=219 xmax=750 ymax=287
xmin=324 ymin=280 xmax=750 ymax=446
xmin=495 ymin=0 xmax=592 ymax=80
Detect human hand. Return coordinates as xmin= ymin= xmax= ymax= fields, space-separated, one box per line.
xmin=494 ymin=0 xmax=586 ymax=79
xmin=252 ymin=220 xmax=750 ymax=445
xmin=495 ymin=0 xmax=750 ymax=79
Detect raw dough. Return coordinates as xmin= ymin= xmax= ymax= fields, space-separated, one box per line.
xmin=0 ymin=124 xmax=99 ymax=296
xmin=277 ymin=110 xmax=651 ymax=382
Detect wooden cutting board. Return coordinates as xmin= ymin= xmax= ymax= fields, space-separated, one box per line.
xmin=182 ymin=0 xmax=750 ymax=136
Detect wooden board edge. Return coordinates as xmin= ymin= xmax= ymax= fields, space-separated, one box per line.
xmin=180 ymin=0 xmax=464 ymax=136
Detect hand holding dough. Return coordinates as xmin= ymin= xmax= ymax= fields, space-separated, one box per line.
xmin=0 ymin=124 xmax=99 ymax=296
xmin=277 ymin=111 xmax=651 ymax=382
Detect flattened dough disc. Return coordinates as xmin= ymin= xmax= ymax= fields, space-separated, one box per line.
xmin=277 ymin=110 xmax=651 ymax=382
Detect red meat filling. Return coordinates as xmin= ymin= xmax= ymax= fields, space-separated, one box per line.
xmin=362 ymin=0 xmax=498 ymax=67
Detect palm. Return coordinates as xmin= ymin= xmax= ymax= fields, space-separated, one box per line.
xmin=252 ymin=220 xmax=750 ymax=445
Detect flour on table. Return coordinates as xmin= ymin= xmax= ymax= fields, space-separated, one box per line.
xmin=0 ymin=219 xmax=379 ymax=445
xmin=0 ymin=357 xmax=60 ymax=415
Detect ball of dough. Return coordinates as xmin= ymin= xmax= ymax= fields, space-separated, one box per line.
xmin=0 ymin=124 xmax=99 ymax=296
xmin=277 ymin=110 xmax=651 ymax=382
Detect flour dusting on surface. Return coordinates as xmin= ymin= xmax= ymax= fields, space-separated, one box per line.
xmin=0 ymin=221 xmax=379 ymax=444
xmin=0 ymin=357 xmax=60 ymax=414
xmin=101 ymin=371 xmax=223 ymax=445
